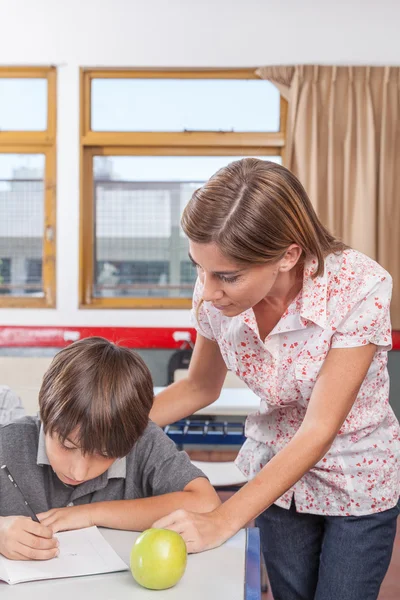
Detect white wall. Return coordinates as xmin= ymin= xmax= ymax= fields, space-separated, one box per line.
xmin=0 ymin=0 xmax=399 ymax=327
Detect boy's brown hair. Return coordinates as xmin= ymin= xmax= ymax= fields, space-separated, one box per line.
xmin=39 ymin=337 xmax=154 ymax=458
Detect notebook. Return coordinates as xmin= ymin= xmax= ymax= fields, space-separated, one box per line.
xmin=0 ymin=526 xmax=129 ymax=585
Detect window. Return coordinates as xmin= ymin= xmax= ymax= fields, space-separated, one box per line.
xmin=0 ymin=258 xmax=11 ymax=295
xmin=0 ymin=68 xmax=56 ymax=308
xmin=80 ymin=69 xmax=286 ymax=308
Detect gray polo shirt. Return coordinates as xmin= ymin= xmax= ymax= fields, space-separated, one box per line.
xmin=0 ymin=416 xmax=206 ymax=517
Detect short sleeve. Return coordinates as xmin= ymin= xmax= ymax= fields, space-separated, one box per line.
xmin=331 ymin=274 xmax=392 ymax=351
xmin=134 ymin=421 xmax=208 ymax=497
xmin=190 ymin=277 xmax=216 ymax=341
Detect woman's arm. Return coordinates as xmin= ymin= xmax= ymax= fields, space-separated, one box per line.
xmin=38 ymin=477 xmax=220 ymax=533
xmin=153 ymin=343 xmax=377 ymax=552
xmin=150 ymin=334 xmax=228 ymax=427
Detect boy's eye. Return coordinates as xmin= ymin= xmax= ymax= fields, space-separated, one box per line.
xmin=97 ymin=451 xmax=110 ymax=459
xmin=63 ymin=444 xmax=76 ymax=451
xmin=59 ymin=439 xmax=77 ymax=451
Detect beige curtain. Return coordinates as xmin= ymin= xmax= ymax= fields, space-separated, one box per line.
xmin=257 ymin=65 xmax=400 ymax=329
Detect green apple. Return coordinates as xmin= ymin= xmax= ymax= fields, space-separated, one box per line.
xmin=130 ymin=528 xmax=187 ymax=590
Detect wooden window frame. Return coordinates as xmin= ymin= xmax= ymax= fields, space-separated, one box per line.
xmin=0 ymin=67 xmax=57 ymax=308
xmin=80 ymin=68 xmax=287 ymax=309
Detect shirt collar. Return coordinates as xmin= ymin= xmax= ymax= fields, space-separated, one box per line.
xmin=241 ymin=255 xmax=329 ymax=341
xmin=36 ymin=424 xmax=127 ymax=480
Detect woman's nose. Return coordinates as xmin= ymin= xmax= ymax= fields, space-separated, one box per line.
xmin=202 ymin=275 xmax=223 ymax=302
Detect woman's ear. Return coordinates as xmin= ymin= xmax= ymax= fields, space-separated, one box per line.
xmin=279 ymin=245 xmax=303 ymax=272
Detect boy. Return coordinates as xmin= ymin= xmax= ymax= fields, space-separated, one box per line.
xmin=0 ymin=337 xmax=220 ymax=561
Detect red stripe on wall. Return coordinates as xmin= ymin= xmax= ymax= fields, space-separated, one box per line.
xmin=0 ymin=327 xmax=198 ymax=349
xmin=0 ymin=326 xmax=399 ymax=350
xmin=393 ymin=330 xmax=400 ymax=351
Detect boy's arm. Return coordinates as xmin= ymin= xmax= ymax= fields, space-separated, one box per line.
xmin=40 ymin=422 xmax=221 ymax=533
xmin=38 ymin=477 xmax=220 ymax=533
xmin=0 ymin=423 xmax=58 ymax=560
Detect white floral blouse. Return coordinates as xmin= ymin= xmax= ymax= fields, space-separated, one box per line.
xmin=191 ymin=249 xmax=399 ymax=516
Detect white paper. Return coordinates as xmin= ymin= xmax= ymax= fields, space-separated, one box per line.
xmin=0 ymin=526 xmax=128 ymax=585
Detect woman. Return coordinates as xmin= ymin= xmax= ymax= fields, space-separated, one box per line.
xmin=150 ymin=159 xmax=399 ymax=600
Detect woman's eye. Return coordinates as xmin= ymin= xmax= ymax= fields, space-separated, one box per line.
xmin=219 ymin=275 xmax=239 ymax=284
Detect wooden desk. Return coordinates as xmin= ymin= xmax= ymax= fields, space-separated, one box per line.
xmin=154 ymin=387 xmax=260 ymax=417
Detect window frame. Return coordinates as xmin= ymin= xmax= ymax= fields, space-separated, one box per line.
xmin=0 ymin=67 xmax=56 ymax=308
xmin=80 ymin=68 xmax=287 ymax=309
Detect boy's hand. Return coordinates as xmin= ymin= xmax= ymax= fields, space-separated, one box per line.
xmin=0 ymin=516 xmax=59 ymax=560
xmin=38 ymin=505 xmax=94 ymax=533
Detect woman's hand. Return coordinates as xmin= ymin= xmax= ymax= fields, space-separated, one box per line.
xmin=0 ymin=515 xmax=58 ymax=560
xmin=38 ymin=505 xmax=94 ymax=534
xmin=152 ymin=507 xmax=236 ymax=553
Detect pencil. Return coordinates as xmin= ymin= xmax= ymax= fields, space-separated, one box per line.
xmin=1 ymin=464 xmax=40 ymax=523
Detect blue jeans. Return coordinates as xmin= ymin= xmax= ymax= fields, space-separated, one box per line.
xmin=256 ymin=499 xmax=399 ymax=600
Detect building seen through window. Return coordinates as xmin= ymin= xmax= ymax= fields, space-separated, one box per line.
xmin=0 ymin=156 xmax=44 ymax=297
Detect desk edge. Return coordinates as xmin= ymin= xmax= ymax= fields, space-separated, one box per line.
xmin=245 ymin=528 xmax=261 ymax=600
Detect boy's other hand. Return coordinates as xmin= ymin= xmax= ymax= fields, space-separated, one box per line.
xmin=0 ymin=516 xmax=59 ymax=560
xmin=38 ymin=505 xmax=94 ymax=533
